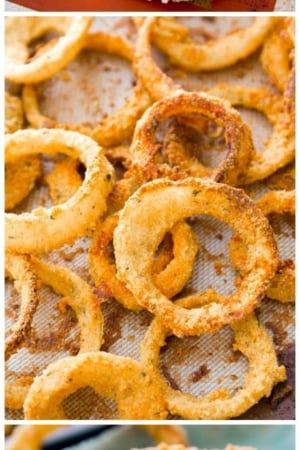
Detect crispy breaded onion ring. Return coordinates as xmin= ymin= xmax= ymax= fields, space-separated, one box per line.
xmin=207 ymin=84 xmax=295 ymax=184
xmin=114 ymin=178 xmax=278 ymax=337
xmin=131 ymin=91 xmax=254 ymax=186
xmin=143 ymin=17 xmax=280 ymax=73
xmin=260 ymin=19 xmax=294 ymax=93
xmin=5 ymin=257 xmax=105 ymax=409
xmin=5 ymin=254 xmax=39 ymax=361
xmin=5 ymin=17 xmax=92 ymax=83
xmin=22 ymin=32 xmax=152 ymax=148
xmin=5 ymin=378 xmax=32 ymax=410
xmin=88 ymin=213 xmax=199 ymax=311
xmin=23 ymin=351 xmax=168 ymax=419
xmin=5 ymin=92 xmax=42 ymax=211
xmin=5 ymin=129 xmax=114 ymax=253
xmin=140 ymin=294 xmax=286 ymax=419
xmin=229 ymin=190 xmax=295 ymax=304
xmin=5 ymin=92 xmax=24 ymax=134
xmin=31 ymin=257 xmax=105 ymax=351
xmin=134 ymin=17 xmax=181 ymax=100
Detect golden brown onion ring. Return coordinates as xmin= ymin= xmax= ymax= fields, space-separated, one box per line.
xmin=260 ymin=21 xmax=293 ymax=93
xmin=5 ymin=254 xmax=39 ymax=361
xmin=23 ymin=351 xmax=168 ymax=419
xmin=131 ymin=91 xmax=254 ymax=186
xmin=255 ymin=189 xmax=295 ymax=216
xmin=31 ymin=257 xmax=105 ymax=352
xmin=207 ymin=84 xmax=295 ymax=184
xmin=140 ymin=294 xmax=286 ymax=419
xmin=114 ymin=178 xmax=279 ymax=337
xmin=135 ymin=17 xmax=279 ymax=77
xmin=5 ymin=17 xmax=92 ymax=83
xmin=5 ymin=92 xmax=42 ymax=211
xmin=5 ymin=378 xmax=32 ymax=410
xmin=5 ymin=129 xmax=114 ymax=253
xmin=229 ymin=190 xmax=295 ymax=304
xmin=88 ymin=213 xmax=199 ymax=311
xmin=5 ymin=257 xmax=105 ymax=410
xmin=5 ymin=92 xmax=24 ymax=134
xmin=22 ymin=31 xmax=153 ymax=148
xmin=134 ymin=17 xmax=181 ymax=100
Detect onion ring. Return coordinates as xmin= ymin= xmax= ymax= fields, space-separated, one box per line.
xmin=134 ymin=17 xmax=181 ymax=100
xmin=5 ymin=92 xmax=42 ymax=211
xmin=5 ymin=129 xmax=114 ymax=253
xmin=89 ymin=213 xmax=199 ymax=311
xmin=131 ymin=91 xmax=254 ymax=186
xmin=30 ymin=257 xmax=105 ymax=352
xmin=229 ymin=190 xmax=295 ymax=304
xmin=5 ymin=17 xmax=93 ymax=83
xmin=260 ymin=25 xmax=292 ymax=93
xmin=140 ymin=293 xmax=286 ymax=419
xmin=23 ymin=351 xmax=168 ymax=419
xmin=207 ymin=84 xmax=295 ymax=184
xmin=22 ymin=31 xmax=152 ymax=148
xmin=145 ymin=17 xmax=280 ymax=73
xmin=114 ymin=178 xmax=278 ymax=337
xmin=5 ymin=254 xmax=39 ymax=361
xmin=5 ymin=256 xmax=105 ymax=410
xmin=5 ymin=92 xmax=24 ymax=134
xmin=5 ymin=378 xmax=32 ymax=410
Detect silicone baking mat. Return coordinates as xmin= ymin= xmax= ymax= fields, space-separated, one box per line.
xmin=5 ymin=16 xmax=295 ymax=420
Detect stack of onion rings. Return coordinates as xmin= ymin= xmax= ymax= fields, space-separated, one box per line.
xmin=4 ymin=16 xmax=294 ymax=420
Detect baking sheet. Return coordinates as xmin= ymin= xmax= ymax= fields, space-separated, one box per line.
xmin=5 ymin=16 xmax=295 ymax=420
xmin=4 ymin=0 xmax=278 ymax=12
